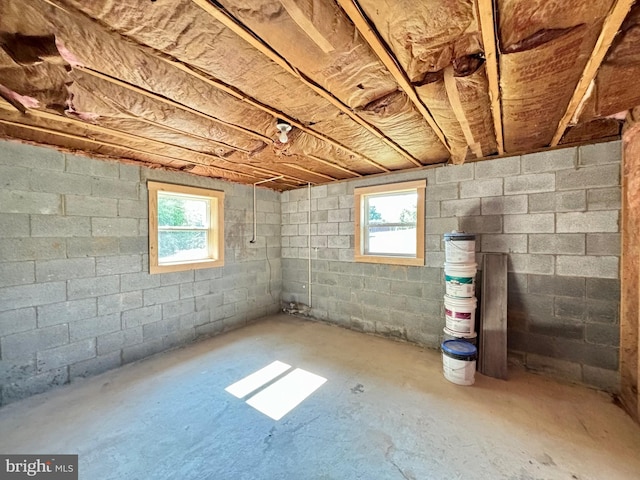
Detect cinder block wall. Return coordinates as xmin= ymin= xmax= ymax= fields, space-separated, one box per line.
xmin=0 ymin=141 xmax=282 ymax=406
xmin=281 ymin=141 xmax=621 ymax=391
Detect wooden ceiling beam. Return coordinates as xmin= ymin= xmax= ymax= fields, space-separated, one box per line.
xmin=0 ymin=118 xmax=265 ymax=183
xmin=283 ymin=163 xmax=337 ymax=182
xmin=50 ymin=0 xmax=387 ymax=174
xmin=190 ymin=0 xmax=410 ymax=170
xmin=550 ymin=0 xmax=636 ymax=146
xmin=443 ymin=66 xmax=482 ymax=159
xmin=132 ymin=116 xmax=253 ymax=154
xmin=79 ymin=68 xmax=362 ymax=178
xmin=335 ymin=0 xmax=452 ymax=155
xmin=162 ymin=58 xmax=389 ymax=173
xmin=307 ymin=154 xmax=362 ymax=178
xmin=0 ymin=101 xmax=308 ymax=185
xmin=476 ymin=0 xmax=504 ymax=155
xmin=279 ymin=0 xmax=335 ymax=53
xmin=77 ymin=67 xmax=272 ymax=144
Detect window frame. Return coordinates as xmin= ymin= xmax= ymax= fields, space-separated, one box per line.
xmin=148 ymin=181 xmax=224 ymax=274
xmin=354 ymin=180 xmax=425 ymax=266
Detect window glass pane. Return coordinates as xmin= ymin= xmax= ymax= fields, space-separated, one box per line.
xmin=367 ymin=192 xmax=417 ymax=225
xmin=366 ymin=226 xmax=417 ymax=255
xmin=158 ymin=194 xmax=209 ymax=228
xmin=158 ymin=231 xmax=208 ymax=263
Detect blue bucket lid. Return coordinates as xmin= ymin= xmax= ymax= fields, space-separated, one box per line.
xmin=444 ymin=231 xmax=475 ymax=241
xmin=442 ymin=339 xmax=477 ymax=356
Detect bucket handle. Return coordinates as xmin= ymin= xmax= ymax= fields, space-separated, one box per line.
xmin=446 ymin=239 xmax=473 ymax=251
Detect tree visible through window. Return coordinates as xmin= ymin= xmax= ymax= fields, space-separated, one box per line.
xmin=354 ymin=180 xmax=425 ymax=266
xmin=148 ymin=182 xmax=224 ymax=273
xmin=157 ymin=194 xmax=208 ymax=262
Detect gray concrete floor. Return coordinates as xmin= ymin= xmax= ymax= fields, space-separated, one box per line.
xmin=1 ymin=314 xmax=639 ymax=480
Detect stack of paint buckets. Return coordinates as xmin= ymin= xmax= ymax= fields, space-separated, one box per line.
xmin=441 ymin=231 xmax=478 ymax=386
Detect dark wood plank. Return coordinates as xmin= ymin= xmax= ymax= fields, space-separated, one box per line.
xmin=479 ymin=253 xmax=508 ymax=379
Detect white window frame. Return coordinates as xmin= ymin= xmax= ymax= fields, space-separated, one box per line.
xmin=354 ymin=180 xmax=425 ymax=266
xmin=148 ymin=181 xmax=224 ymax=274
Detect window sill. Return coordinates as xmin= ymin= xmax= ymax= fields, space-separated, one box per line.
xmin=150 ymin=258 xmax=224 ymax=274
xmin=354 ymin=254 xmax=424 ymax=266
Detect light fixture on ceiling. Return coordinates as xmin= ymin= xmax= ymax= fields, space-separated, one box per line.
xmin=276 ymin=118 xmax=292 ymax=143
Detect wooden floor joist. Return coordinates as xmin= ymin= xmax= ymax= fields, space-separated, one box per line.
xmin=53 ymin=0 xmax=390 ymax=175
xmin=476 ymin=0 xmax=505 ymax=155
xmin=307 ymin=155 xmax=362 ymax=177
xmin=283 ymin=163 xmax=336 ymax=182
xmin=190 ymin=0 xmax=418 ymax=169
xmin=335 ymin=0 xmax=452 ymax=155
xmin=443 ymin=66 xmax=483 ymax=159
xmin=0 ymin=101 xmax=308 ymax=185
xmin=81 ymin=67 xmax=363 ymax=178
xmin=550 ymin=0 xmax=636 ymax=146
xmin=165 ymin=59 xmax=390 ymax=173
xmin=78 ymin=67 xmax=272 ymax=144
xmin=0 ymin=118 xmax=266 ymax=183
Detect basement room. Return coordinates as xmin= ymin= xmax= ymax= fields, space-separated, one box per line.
xmin=1 ymin=0 xmax=640 ymax=479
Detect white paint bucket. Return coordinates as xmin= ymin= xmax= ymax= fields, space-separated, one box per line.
xmin=444 ymin=262 xmax=477 ymax=298
xmin=444 ymin=295 xmax=477 ymax=335
xmin=444 ymin=232 xmax=476 ymax=263
xmin=443 ymin=327 xmax=477 ymax=346
xmin=441 ymin=339 xmax=477 ymax=386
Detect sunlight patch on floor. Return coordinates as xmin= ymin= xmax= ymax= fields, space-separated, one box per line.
xmin=225 ymin=361 xmax=327 ymax=420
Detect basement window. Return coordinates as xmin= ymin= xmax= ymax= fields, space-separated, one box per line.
xmin=354 ymin=180 xmax=425 ymax=266
xmin=148 ymin=181 xmax=224 ymax=274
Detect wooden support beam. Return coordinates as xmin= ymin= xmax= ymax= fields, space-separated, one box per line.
xmin=51 ymin=0 xmax=386 ymax=174
xmin=444 ymin=66 xmax=483 ymax=159
xmin=335 ymin=0 xmax=452 ymax=154
xmin=78 ymin=67 xmax=272 ymax=144
xmin=280 ymin=0 xmax=335 ymax=53
xmin=191 ymin=0 xmax=411 ymax=169
xmin=621 ymin=108 xmax=640 ymax=423
xmin=476 ymin=0 xmax=504 ymax=154
xmin=307 ymin=154 xmax=362 ymax=177
xmin=132 ymin=116 xmax=252 ymax=154
xmin=283 ymin=163 xmax=336 ymax=182
xmin=551 ymin=0 xmax=635 ymax=146
xmin=0 ymin=118 xmax=264 ymax=182
xmin=0 ymin=101 xmax=306 ymax=185
xmin=161 ymin=58 xmax=388 ymax=172
xmin=79 ymin=68 xmax=363 ymax=177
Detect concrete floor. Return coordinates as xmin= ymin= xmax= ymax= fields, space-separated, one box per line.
xmin=1 ymin=314 xmax=639 ymax=480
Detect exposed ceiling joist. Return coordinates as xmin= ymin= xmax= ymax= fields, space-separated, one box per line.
xmin=443 ymin=66 xmax=483 ymax=160
xmin=280 ymin=0 xmax=335 ymax=53
xmin=0 ymin=0 xmax=636 ymax=190
xmin=190 ymin=0 xmax=410 ymax=169
xmin=476 ymin=0 xmax=504 ymax=155
xmin=161 ymin=57 xmax=391 ymax=173
xmin=307 ymin=155 xmax=362 ymax=178
xmin=284 ymin=163 xmax=337 ymax=181
xmin=334 ymin=0 xmax=452 ymax=155
xmin=50 ymin=0 xmax=390 ymax=174
xmin=78 ymin=67 xmax=272 ymax=144
xmin=0 ymin=100 xmax=308 ymax=185
xmin=75 ymin=69 xmax=359 ymax=179
xmin=0 ymin=118 xmax=267 ymax=183
xmin=551 ymin=0 xmax=636 ymax=146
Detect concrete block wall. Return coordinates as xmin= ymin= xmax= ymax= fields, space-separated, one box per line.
xmin=0 ymin=140 xmax=281 ymax=406
xmin=281 ymin=141 xmax=621 ymax=392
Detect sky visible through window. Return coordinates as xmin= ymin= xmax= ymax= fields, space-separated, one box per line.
xmin=366 ymin=191 xmax=417 ymax=255
xmin=368 ymin=191 xmax=417 ymax=224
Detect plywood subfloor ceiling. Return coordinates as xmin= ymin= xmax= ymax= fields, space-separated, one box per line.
xmin=0 ymin=0 xmax=638 ymax=190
